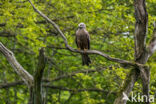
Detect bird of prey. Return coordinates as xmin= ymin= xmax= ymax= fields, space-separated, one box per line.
xmin=76 ymin=23 xmax=91 ymax=66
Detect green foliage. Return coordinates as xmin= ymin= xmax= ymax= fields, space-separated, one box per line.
xmin=0 ymin=0 xmax=156 ymax=104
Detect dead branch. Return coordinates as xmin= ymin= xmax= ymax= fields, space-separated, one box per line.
xmin=0 ymin=42 xmax=33 ymax=87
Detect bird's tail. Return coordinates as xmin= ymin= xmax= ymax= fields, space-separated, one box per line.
xmin=81 ymin=54 xmax=91 ymax=66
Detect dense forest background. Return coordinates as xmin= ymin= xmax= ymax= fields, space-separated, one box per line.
xmin=0 ymin=0 xmax=156 ymax=104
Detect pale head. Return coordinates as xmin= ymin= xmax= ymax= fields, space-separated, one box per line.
xmin=78 ymin=23 xmax=86 ymax=29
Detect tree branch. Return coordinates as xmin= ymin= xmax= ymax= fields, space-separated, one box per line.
xmin=0 ymin=31 xmax=16 ymax=37
xmin=0 ymin=67 xmax=108 ymax=89
xmin=27 ymin=0 xmax=142 ymax=68
xmin=0 ymin=81 xmax=23 ymax=89
xmin=0 ymin=81 xmax=114 ymax=93
xmin=0 ymin=23 xmax=6 ymax=27
xmin=0 ymin=42 xmax=33 ymax=87
xmin=44 ymin=85 xmax=112 ymax=93
xmin=51 ymin=67 xmax=107 ymax=82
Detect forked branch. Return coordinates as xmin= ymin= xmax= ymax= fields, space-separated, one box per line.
xmin=0 ymin=42 xmax=33 ymax=87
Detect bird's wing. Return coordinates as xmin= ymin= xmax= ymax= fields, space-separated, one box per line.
xmin=85 ymin=30 xmax=90 ymax=49
xmin=75 ymin=30 xmax=80 ymax=48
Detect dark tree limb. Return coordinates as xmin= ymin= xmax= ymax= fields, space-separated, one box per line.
xmin=140 ymin=66 xmax=150 ymax=103
xmin=0 ymin=42 xmax=33 ymax=87
xmin=0 ymin=66 xmax=107 ymax=89
xmin=0 ymin=67 xmax=107 ymax=90
xmin=51 ymin=67 xmax=107 ymax=82
xmin=0 ymin=23 xmax=6 ymax=27
xmin=0 ymin=81 xmax=112 ymax=93
xmin=44 ymin=85 xmax=112 ymax=93
xmin=0 ymin=81 xmax=23 ymax=89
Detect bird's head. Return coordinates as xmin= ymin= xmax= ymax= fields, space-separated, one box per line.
xmin=78 ymin=23 xmax=86 ymax=29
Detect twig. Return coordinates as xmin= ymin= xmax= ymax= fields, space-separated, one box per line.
xmin=0 ymin=81 xmax=23 ymax=89
xmin=44 ymin=85 xmax=109 ymax=93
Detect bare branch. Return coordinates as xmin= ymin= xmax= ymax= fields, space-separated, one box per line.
xmin=0 ymin=81 xmax=113 ymax=93
xmin=0 ymin=81 xmax=23 ymax=89
xmin=27 ymin=0 xmax=141 ymax=67
xmin=0 ymin=31 xmax=16 ymax=37
xmin=0 ymin=42 xmax=33 ymax=87
xmin=0 ymin=67 xmax=108 ymax=89
xmin=44 ymin=85 xmax=112 ymax=93
xmin=0 ymin=23 xmax=6 ymax=27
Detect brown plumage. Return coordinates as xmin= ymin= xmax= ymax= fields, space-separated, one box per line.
xmin=76 ymin=23 xmax=91 ymax=66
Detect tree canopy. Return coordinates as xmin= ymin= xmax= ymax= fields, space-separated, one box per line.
xmin=0 ymin=0 xmax=156 ymax=104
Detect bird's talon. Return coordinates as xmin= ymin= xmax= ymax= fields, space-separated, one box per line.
xmin=84 ymin=49 xmax=88 ymax=52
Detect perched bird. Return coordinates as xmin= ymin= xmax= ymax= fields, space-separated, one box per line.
xmin=76 ymin=23 xmax=91 ymax=66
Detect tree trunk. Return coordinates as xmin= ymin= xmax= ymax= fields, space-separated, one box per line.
xmin=114 ymin=0 xmax=149 ymax=103
xmin=34 ymin=48 xmax=46 ymax=104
